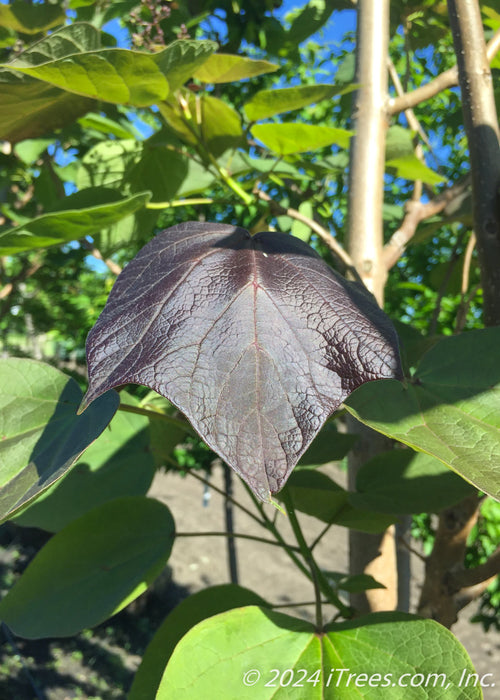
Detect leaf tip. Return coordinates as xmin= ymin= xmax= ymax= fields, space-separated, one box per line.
xmin=77 ymin=394 xmax=90 ymax=415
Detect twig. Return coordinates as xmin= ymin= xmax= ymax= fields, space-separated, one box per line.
xmin=1 ymin=623 xmax=47 ymax=700
xmin=255 ymin=188 xmax=362 ymax=282
xmin=455 ymin=231 xmax=477 ymax=332
xmin=81 ymin=238 xmax=122 ymax=275
xmin=396 ymin=534 xmax=426 ymax=562
xmin=428 ymin=231 xmax=464 ymax=335
xmin=387 ymin=57 xmax=433 ymax=153
xmin=388 ymin=28 xmax=500 ymax=115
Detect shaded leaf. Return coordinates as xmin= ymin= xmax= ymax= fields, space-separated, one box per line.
xmin=324 ymin=572 xmax=386 ymax=593
xmin=159 ymin=93 xmax=245 ymax=157
xmin=252 ymin=123 xmax=352 ymax=155
xmin=82 ymin=223 xmax=401 ymax=502
xmin=12 ymin=393 xmax=156 ymax=532
xmin=0 ymin=359 xmax=118 ymax=524
xmin=297 ymin=422 xmax=358 ymax=467
xmin=157 ymin=606 xmax=481 ymax=699
xmin=283 ymin=470 xmax=396 ymax=532
xmin=0 ymin=69 xmax=95 ymax=143
xmin=0 ymin=191 xmax=150 ymax=255
xmin=0 ymin=497 xmax=175 ymax=638
xmin=193 ymin=53 xmax=278 ymax=83
xmin=350 ymin=450 xmax=475 ymax=515
xmin=385 ymin=125 xmax=415 ymax=160
xmin=77 ymin=112 xmax=136 ymax=139
xmin=244 ymin=83 xmax=355 ymax=121
xmin=286 ymin=0 xmax=336 ymax=47
xmin=129 ymin=585 xmax=269 ymax=700
xmin=0 ymin=1 xmax=65 ymax=34
xmin=345 ymin=327 xmax=500 ymax=502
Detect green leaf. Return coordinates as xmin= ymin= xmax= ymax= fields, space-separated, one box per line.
xmin=6 ymin=49 xmax=170 ymax=107
xmin=0 ymin=497 xmax=175 ymax=638
xmin=297 ymin=422 xmax=358 ymax=467
xmin=282 ymin=470 xmax=396 ymax=532
xmin=193 ymin=53 xmax=278 ymax=83
xmin=152 ymin=39 xmax=216 ymax=92
xmin=244 ymin=83 xmax=354 ymax=121
xmin=345 ymin=327 xmax=500 ymax=502
xmin=0 ymin=1 xmax=65 ymax=34
xmin=384 ymin=126 xmax=444 ymax=184
xmin=0 ymin=359 xmax=118 ymax=524
xmin=160 ymin=93 xmax=245 ymax=157
xmin=11 ymin=393 xmax=156 ymax=532
xmin=291 ymin=200 xmax=314 ymax=242
xmin=129 ymin=585 xmax=269 ymax=700
xmin=0 ymin=69 xmax=95 ymax=143
xmin=77 ymin=112 xmax=136 ymax=139
xmin=385 ymin=125 xmax=415 ymax=160
xmin=157 ymin=606 xmax=481 ymax=699
xmin=386 ymin=156 xmax=445 ymax=185
xmin=349 ymin=450 xmax=475 ymax=515
xmin=324 ymin=572 xmax=386 ymax=593
xmin=251 ymin=123 xmax=352 ymax=155
xmin=12 ymin=22 xmax=101 ymax=64
xmin=14 ymin=137 xmax=53 ymax=164
xmin=286 ymin=0 xmax=336 ymax=47
xmin=0 ymin=190 xmax=150 ymax=255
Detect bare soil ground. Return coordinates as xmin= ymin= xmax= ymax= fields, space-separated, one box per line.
xmin=0 ymin=465 xmax=498 ymax=699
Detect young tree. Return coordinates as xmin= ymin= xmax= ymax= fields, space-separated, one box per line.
xmin=0 ymin=0 xmax=499 ymax=697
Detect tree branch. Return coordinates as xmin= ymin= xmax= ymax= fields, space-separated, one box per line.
xmin=418 ymin=494 xmax=481 ymax=628
xmin=382 ymin=176 xmax=471 ymax=270
xmin=448 ymin=1 xmax=500 ymax=326
xmin=388 ymin=28 xmax=500 ymax=115
xmin=451 ymin=546 xmax=500 ymax=590
xmin=0 ymin=255 xmax=42 ymax=321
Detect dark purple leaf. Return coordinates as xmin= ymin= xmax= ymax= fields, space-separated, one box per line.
xmin=82 ymin=223 xmax=402 ymax=501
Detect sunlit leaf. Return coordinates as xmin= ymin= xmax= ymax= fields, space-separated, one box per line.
xmin=244 ymin=83 xmax=355 ymax=121
xmin=157 ymin=606 xmax=481 ymax=699
xmin=0 ymin=359 xmax=118 ymax=524
xmin=0 ymin=191 xmax=150 ymax=255
xmin=252 ymin=123 xmax=352 ymax=155
xmin=346 ymin=328 xmax=500 ymax=502
xmin=193 ymin=53 xmax=278 ymax=83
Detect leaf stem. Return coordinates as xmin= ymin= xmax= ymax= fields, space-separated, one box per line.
xmin=176 ymin=531 xmax=300 ymax=550
xmin=117 ymin=403 xmax=196 ymax=435
xmin=185 ymin=467 xmax=267 ymax=527
xmin=146 ymin=198 xmax=214 ymax=209
xmin=281 ymin=488 xmax=324 ymax=630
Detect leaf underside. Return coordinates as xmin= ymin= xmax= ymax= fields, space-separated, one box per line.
xmin=83 ymin=223 xmax=402 ymax=501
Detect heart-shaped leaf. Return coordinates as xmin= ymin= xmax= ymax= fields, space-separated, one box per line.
xmin=82 ymin=223 xmax=401 ymax=501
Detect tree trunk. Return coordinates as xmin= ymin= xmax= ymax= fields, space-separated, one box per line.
xmin=346 ymin=0 xmax=396 ymax=613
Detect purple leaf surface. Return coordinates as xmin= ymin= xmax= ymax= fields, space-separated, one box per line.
xmin=83 ymin=223 xmax=402 ymax=501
